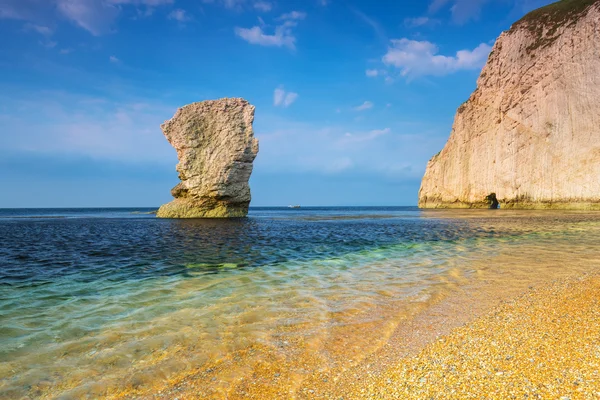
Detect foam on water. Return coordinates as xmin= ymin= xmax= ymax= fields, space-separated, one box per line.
xmin=1 ymin=208 xmax=600 ymax=398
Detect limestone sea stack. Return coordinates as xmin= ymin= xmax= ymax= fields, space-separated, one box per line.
xmin=419 ymin=0 xmax=600 ymax=209
xmin=157 ymin=98 xmax=259 ymax=218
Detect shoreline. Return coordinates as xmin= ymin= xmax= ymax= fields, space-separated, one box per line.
xmin=109 ymin=271 xmax=600 ymax=399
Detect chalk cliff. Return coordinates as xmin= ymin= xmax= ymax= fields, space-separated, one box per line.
xmin=419 ymin=0 xmax=600 ymax=209
xmin=157 ymin=98 xmax=259 ymax=218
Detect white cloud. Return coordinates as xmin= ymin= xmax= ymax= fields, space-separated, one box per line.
xmin=274 ymin=86 xmax=298 ymax=107
xmin=235 ymin=25 xmax=295 ymax=49
xmin=109 ymin=55 xmax=120 ymax=63
xmin=382 ymin=38 xmax=492 ymax=78
xmin=365 ymin=69 xmax=379 ymax=78
xmin=353 ymin=101 xmax=373 ymax=111
xmin=24 ymin=23 xmax=53 ymax=35
xmin=253 ymin=1 xmax=272 ymax=12
xmin=168 ymin=8 xmax=191 ymax=22
xmin=60 ymin=48 xmax=74 ymax=54
xmin=235 ymin=11 xmax=306 ymax=50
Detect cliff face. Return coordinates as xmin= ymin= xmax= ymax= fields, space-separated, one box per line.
xmin=419 ymin=0 xmax=600 ymax=209
xmin=157 ymin=98 xmax=259 ymax=218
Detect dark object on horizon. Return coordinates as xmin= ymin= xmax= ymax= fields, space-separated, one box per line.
xmin=486 ymin=193 xmax=499 ymax=209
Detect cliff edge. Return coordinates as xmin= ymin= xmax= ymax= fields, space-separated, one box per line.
xmin=157 ymin=98 xmax=259 ymax=218
xmin=419 ymin=0 xmax=600 ymax=209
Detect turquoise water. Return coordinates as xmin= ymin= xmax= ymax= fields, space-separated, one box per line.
xmin=1 ymin=207 xmax=600 ymax=399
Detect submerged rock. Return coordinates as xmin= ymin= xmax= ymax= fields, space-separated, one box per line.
xmin=157 ymin=98 xmax=259 ymax=218
xmin=419 ymin=0 xmax=600 ymax=209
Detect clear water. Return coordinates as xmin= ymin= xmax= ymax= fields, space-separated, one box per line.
xmin=1 ymin=207 xmax=600 ymax=399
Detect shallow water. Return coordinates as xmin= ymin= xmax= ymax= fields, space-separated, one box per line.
xmin=1 ymin=207 xmax=600 ymax=399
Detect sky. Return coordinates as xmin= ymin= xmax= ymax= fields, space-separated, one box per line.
xmin=0 ymin=0 xmax=557 ymax=207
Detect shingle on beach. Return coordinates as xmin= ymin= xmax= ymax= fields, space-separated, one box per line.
xmin=354 ymin=274 xmax=600 ymax=399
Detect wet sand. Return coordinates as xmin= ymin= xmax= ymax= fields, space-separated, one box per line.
xmin=108 ymin=271 xmax=600 ymax=399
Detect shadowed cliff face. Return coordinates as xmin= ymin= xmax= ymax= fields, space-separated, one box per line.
xmin=419 ymin=0 xmax=600 ymax=210
xmin=157 ymin=98 xmax=259 ymax=218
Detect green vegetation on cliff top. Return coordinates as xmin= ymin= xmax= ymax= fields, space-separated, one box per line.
xmin=511 ymin=0 xmax=598 ymax=53
xmin=513 ymin=0 xmax=598 ymax=28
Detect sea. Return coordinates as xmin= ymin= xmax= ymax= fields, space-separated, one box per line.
xmin=1 ymin=207 xmax=599 ymax=399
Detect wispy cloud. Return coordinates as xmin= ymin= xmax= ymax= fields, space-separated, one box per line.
xmin=353 ymin=101 xmax=373 ymax=111
xmin=404 ymin=16 xmax=439 ymax=28
xmin=42 ymin=40 xmax=58 ymax=48
xmin=201 ymin=0 xmax=244 ymax=9
xmin=109 ymin=55 xmax=120 ymax=63
xmin=277 ymin=11 xmax=306 ymax=20
xmin=428 ymin=0 xmax=489 ymax=24
xmin=365 ymin=69 xmax=379 ymax=78
xmin=381 ymin=38 xmax=491 ymax=79
xmin=110 ymin=0 xmax=174 ymax=4
xmin=202 ymin=0 xmax=273 ymax=11
xmin=0 ymin=0 xmax=49 ymax=21
xmin=350 ymin=7 xmax=386 ymax=42
xmin=23 ymin=23 xmax=53 ymax=35
xmin=253 ymin=1 xmax=272 ymax=12
xmin=341 ymin=128 xmax=390 ymax=144
xmin=235 ymin=11 xmax=306 ymax=50
xmin=41 ymin=0 xmax=174 ymax=35
xmin=254 ymin=114 xmax=443 ymax=186
xmin=56 ymin=0 xmax=119 ymax=36
xmin=167 ymin=8 xmax=192 ymax=22
xmin=0 ymin=90 xmax=175 ymax=162
xmin=274 ymin=86 xmax=298 ymax=107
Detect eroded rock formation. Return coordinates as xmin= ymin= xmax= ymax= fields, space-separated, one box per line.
xmin=419 ymin=0 xmax=600 ymax=209
xmin=157 ymin=98 xmax=259 ymax=218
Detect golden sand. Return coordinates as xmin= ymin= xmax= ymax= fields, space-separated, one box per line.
xmin=107 ymin=273 xmax=600 ymax=399
xmin=351 ymin=274 xmax=600 ymax=399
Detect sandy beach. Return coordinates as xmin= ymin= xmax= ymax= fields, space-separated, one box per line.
xmin=352 ymin=273 xmax=600 ymax=399
xmin=107 ymin=269 xmax=600 ymax=399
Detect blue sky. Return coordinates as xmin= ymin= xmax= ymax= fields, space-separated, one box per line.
xmin=0 ymin=0 xmax=555 ymax=207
